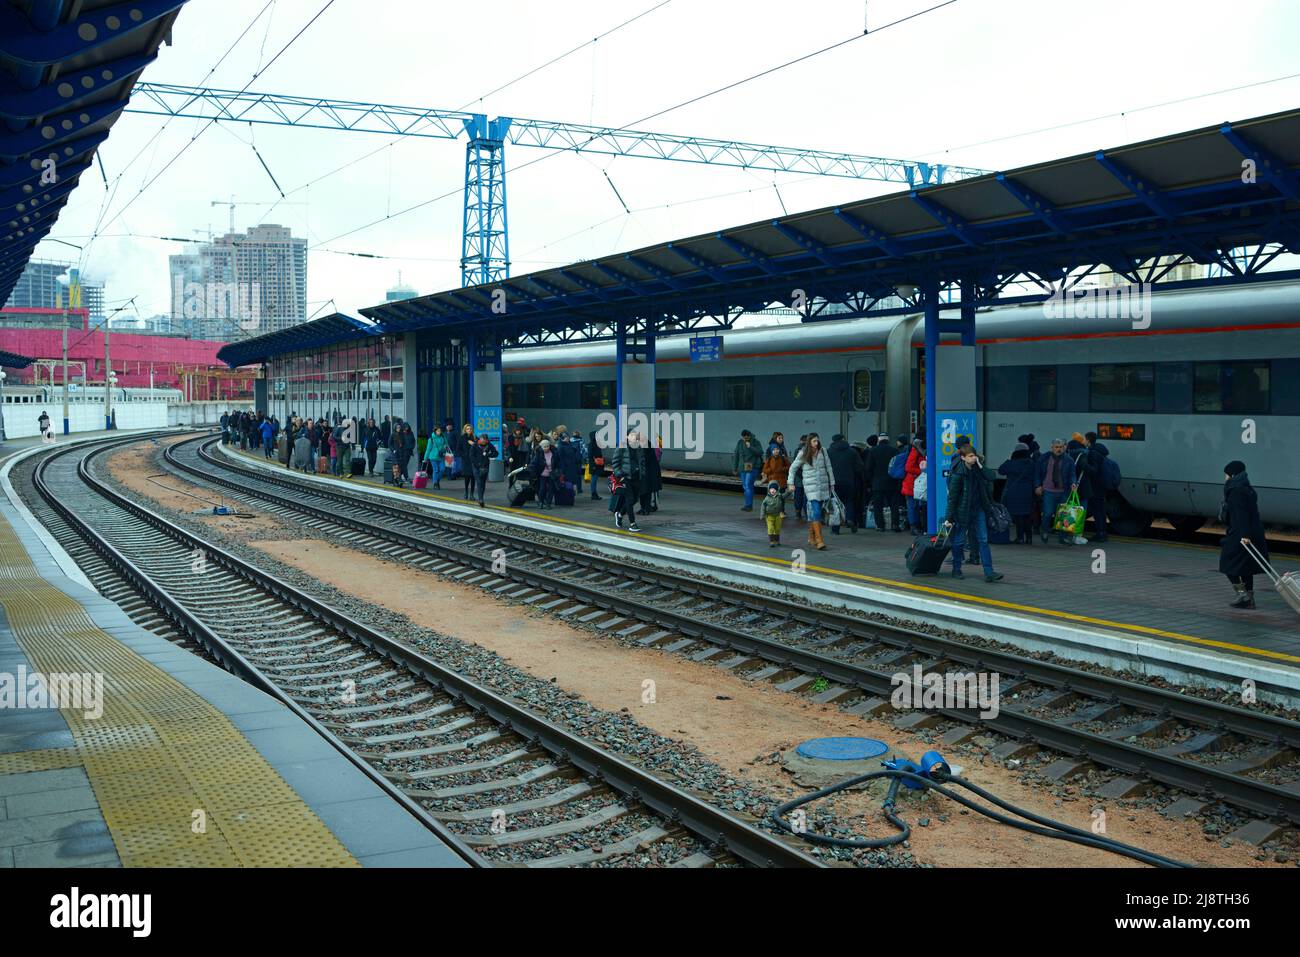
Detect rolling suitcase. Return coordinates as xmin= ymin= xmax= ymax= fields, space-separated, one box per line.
xmin=412 ymin=471 xmax=429 ymax=489
xmin=506 ymin=467 xmax=535 ymax=507
xmin=351 ymin=454 xmax=366 ymax=476
xmin=905 ymin=528 xmax=951 ymax=576
xmin=1243 ymin=540 xmax=1300 ymax=615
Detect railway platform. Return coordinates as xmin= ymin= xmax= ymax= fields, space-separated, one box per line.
xmin=223 ymin=442 xmax=1300 ymax=693
xmin=0 ymin=438 xmax=468 ymax=868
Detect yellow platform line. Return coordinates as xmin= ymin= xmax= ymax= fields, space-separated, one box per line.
xmin=241 ymin=448 xmax=1300 ymax=666
xmin=0 ymin=508 xmax=358 ymax=867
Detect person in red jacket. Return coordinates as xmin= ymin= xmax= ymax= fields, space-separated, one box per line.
xmin=901 ymin=438 xmax=924 ymax=532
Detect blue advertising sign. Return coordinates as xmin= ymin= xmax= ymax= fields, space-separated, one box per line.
xmin=689 ymin=336 xmax=723 ymax=362
xmin=938 ymin=411 xmax=978 ymax=503
xmin=473 ymin=405 xmax=502 ymax=436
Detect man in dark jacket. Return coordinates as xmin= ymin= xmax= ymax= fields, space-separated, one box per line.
xmin=868 ymin=434 xmax=902 ymax=532
xmin=1034 ymin=438 xmax=1078 ymax=545
xmin=943 ymin=448 xmax=1004 ymax=582
xmin=733 ymin=430 xmax=764 ymax=511
xmin=827 ymin=434 xmax=866 ymax=534
xmin=608 ymin=431 xmax=645 ymax=531
xmin=380 ymin=415 xmax=391 ymax=449
xmin=1219 ymin=460 xmax=1268 ymax=609
xmin=1081 ymin=432 xmax=1111 ymax=542
xmin=468 ymin=434 xmax=499 ymax=507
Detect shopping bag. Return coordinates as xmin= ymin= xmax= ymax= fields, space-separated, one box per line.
xmin=825 ymin=494 xmax=845 ymax=528
xmin=1053 ymin=490 xmax=1085 ymax=535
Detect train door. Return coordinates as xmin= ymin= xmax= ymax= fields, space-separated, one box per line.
xmin=842 ymin=357 xmax=880 ymax=441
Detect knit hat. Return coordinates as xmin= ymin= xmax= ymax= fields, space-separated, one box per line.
xmin=768 ymin=480 xmax=780 ymax=490
xmin=1224 ymin=460 xmax=1246 ymax=477
xmin=896 ymin=434 xmax=909 ymax=446
xmin=1014 ymin=442 xmax=1030 ymax=452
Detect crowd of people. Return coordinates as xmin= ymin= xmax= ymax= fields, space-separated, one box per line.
xmin=218 ymin=408 xmax=1269 ymax=611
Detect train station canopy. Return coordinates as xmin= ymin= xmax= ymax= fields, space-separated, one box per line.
xmin=219 ymin=107 xmax=1300 ymax=367
xmin=0 ymin=349 xmax=34 ymax=368
xmin=0 ymin=0 xmax=191 ymax=307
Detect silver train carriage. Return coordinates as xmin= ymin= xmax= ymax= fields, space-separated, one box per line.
xmin=500 ymin=279 xmax=1300 ymax=533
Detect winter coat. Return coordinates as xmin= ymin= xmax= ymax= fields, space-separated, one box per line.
xmin=380 ymin=420 xmax=391 ymax=447
xmin=588 ymin=432 xmax=607 ymax=478
xmin=868 ymin=440 xmax=900 ymax=494
xmin=733 ymin=437 xmax=764 ymax=476
xmin=291 ymin=435 xmax=312 ymax=469
xmin=558 ymin=440 xmax=582 ymax=485
xmin=997 ymin=451 xmax=1036 ymax=516
xmin=425 ymin=433 xmax=448 ymax=466
xmin=469 ymin=441 xmax=499 ymax=476
xmin=787 ymin=446 xmax=835 ymax=503
xmin=1219 ymin=472 xmax=1268 ymax=578
xmin=945 ymin=458 xmax=998 ymax=527
xmin=641 ymin=443 xmax=663 ymax=495
xmin=530 ymin=448 xmax=558 ymax=481
xmin=1035 ymin=451 xmax=1077 ymax=493
xmin=1067 ymin=441 xmax=1093 ymax=499
xmin=364 ymin=426 xmax=380 ymax=451
xmin=761 ymin=451 xmax=791 ymax=490
xmin=609 ymin=445 xmax=646 ymax=485
xmin=259 ymin=420 xmax=273 ymax=443
xmin=902 ymin=446 xmax=922 ymax=498
xmin=760 ymin=490 xmax=792 ymax=517
xmin=827 ymin=438 xmax=866 ymax=497
xmin=1081 ymin=442 xmax=1111 ymax=497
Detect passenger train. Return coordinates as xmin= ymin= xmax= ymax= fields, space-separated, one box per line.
xmin=1 ymin=384 xmax=183 ymax=407
xmin=501 ymin=279 xmax=1300 ymax=534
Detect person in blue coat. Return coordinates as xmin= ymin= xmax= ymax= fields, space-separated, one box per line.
xmin=998 ymin=443 xmax=1036 ymax=544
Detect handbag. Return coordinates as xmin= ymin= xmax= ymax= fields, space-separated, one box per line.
xmin=825 ymin=493 xmax=845 ymax=528
xmin=443 ymin=451 xmax=455 ymax=467
xmin=1053 ymin=490 xmax=1086 ymax=535
xmin=593 ymin=456 xmax=605 ymax=467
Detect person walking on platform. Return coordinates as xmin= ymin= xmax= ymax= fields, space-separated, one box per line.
xmin=733 ymin=429 xmax=764 ymax=511
xmin=531 ymin=439 xmax=558 ymax=508
xmin=363 ymin=418 xmax=380 ymax=476
xmin=1081 ymin=431 xmax=1111 ymax=542
xmin=943 ymin=446 xmax=1004 ymax=582
xmin=998 ymin=443 xmax=1037 ymax=544
xmin=468 ymin=433 xmax=498 ymax=507
xmin=259 ymin=417 xmax=274 ymax=459
xmin=1220 ymin=460 xmax=1268 ymax=610
xmin=424 ymin=425 xmax=448 ymax=488
xmin=587 ymin=430 xmax=605 ymax=501
xmin=219 ymin=411 xmax=229 ymax=445
xmin=641 ymin=435 xmax=663 ymax=513
xmin=762 ymin=441 xmax=791 ymax=493
xmin=1035 ymin=438 xmax=1077 ymax=545
xmin=788 ymin=432 xmax=834 ymax=550
xmin=827 ymin=433 xmax=865 ymax=534
xmin=292 ymin=427 xmax=312 ymax=473
xmin=761 ymin=481 xmax=792 ymax=547
xmin=609 ymin=430 xmax=645 ymax=532
xmin=868 ymin=433 xmax=902 ymax=533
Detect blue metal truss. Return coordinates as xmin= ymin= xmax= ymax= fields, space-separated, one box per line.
xmin=125 ymin=82 xmax=990 ymax=289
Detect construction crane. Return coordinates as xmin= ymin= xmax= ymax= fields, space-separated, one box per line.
xmin=128 ymin=82 xmax=991 ymax=287
xmin=210 ymin=196 xmax=308 ymax=235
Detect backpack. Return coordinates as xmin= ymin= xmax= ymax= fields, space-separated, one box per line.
xmin=913 ymin=469 xmax=928 ymax=503
xmin=888 ymin=450 xmax=908 ymax=481
xmin=1102 ymin=455 xmax=1121 ymax=492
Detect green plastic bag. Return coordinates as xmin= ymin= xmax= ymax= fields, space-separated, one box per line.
xmin=1053 ymin=489 xmax=1085 ymax=535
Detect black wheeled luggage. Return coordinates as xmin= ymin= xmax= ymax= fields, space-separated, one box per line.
xmin=905 ymin=528 xmax=951 ymax=576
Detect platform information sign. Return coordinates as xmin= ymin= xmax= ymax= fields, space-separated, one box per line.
xmin=689 ymin=336 xmax=723 ymax=362
xmin=473 ymin=405 xmax=502 ymax=436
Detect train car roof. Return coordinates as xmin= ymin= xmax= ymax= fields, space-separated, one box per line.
xmin=501 ymin=277 xmax=1300 ymax=369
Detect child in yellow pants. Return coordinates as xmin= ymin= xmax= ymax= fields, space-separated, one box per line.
xmin=761 ymin=481 xmax=791 ymax=547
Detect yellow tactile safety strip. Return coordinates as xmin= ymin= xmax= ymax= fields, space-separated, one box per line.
xmin=232 ymin=446 xmax=1300 ymax=665
xmin=0 ymin=511 xmax=359 ymax=867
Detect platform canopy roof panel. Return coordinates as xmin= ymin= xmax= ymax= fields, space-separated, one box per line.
xmin=228 ymin=107 xmax=1300 ymax=364
xmin=0 ymin=0 xmax=191 ymax=306
xmin=216 ymin=311 xmax=381 ymax=368
xmin=0 ymin=348 xmax=34 ymax=368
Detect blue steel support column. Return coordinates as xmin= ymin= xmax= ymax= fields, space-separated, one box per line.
xmin=923 ymin=281 xmax=940 ymax=535
xmin=460 ymin=115 xmax=512 ymax=287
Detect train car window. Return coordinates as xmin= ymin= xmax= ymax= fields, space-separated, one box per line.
xmin=503 ymin=383 xmax=520 ymax=407
xmin=580 ymin=381 xmax=615 ymax=409
xmin=1089 ymin=363 xmax=1154 ymax=412
xmin=723 ymin=376 xmax=754 ymax=410
xmin=655 ymin=379 xmax=669 ymax=410
xmin=526 ymin=383 xmax=546 ymax=407
xmin=681 ymin=378 xmax=711 ymax=410
xmin=1028 ymin=367 xmax=1057 ymax=411
xmin=1193 ymin=361 xmax=1270 ymax=414
xmin=852 ymin=370 xmax=871 ymax=410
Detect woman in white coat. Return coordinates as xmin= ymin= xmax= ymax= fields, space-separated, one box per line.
xmin=787 ymin=432 xmax=834 ymax=550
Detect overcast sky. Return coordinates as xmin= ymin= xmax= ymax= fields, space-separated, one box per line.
xmin=41 ymin=0 xmax=1300 ymax=325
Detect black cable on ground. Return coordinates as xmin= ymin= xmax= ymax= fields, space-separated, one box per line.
xmin=769 ymin=766 xmax=1191 ymax=868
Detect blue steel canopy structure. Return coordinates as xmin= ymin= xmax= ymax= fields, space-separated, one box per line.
xmin=125 ymin=82 xmax=989 ymax=287
xmin=218 ymin=106 xmax=1300 ymax=369
xmin=0 ymin=0 xmax=191 ymax=308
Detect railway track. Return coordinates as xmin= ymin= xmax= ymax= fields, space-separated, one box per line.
xmin=165 ymin=435 xmax=1300 ymax=839
xmin=23 ymin=436 xmax=818 ymax=869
